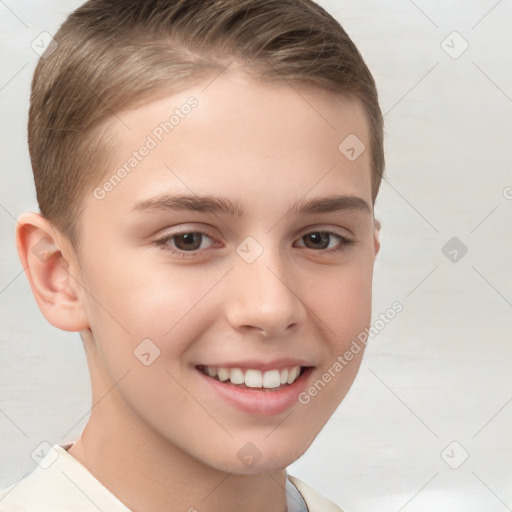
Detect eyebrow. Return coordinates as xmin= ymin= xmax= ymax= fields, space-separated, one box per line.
xmin=133 ymin=193 xmax=371 ymax=217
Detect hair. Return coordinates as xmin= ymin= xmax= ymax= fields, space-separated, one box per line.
xmin=29 ymin=0 xmax=384 ymax=247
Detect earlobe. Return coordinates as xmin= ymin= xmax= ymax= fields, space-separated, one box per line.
xmin=16 ymin=212 xmax=89 ymax=332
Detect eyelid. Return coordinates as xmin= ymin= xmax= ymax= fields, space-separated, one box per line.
xmin=154 ymin=223 xmax=219 ymax=241
xmin=294 ymin=231 xmax=349 ymax=244
xmin=295 ymin=223 xmax=354 ymax=240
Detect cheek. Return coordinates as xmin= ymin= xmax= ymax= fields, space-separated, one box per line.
xmin=82 ymin=251 xmax=163 ymax=328
xmin=78 ymin=256 xmax=215 ymax=420
xmin=79 ymin=254 xmax=228 ymax=362
xmin=306 ymin=258 xmax=374 ymax=349
xmin=294 ymin=261 xmax=373 ymax=427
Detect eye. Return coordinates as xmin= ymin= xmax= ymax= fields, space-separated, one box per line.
xmin=153 ymin=231 xmax=216 ymax=255
xmin=153 ymin=229 xmax=353 ymax=258
xmin=295 ymin=231 xmax=353 ymax=253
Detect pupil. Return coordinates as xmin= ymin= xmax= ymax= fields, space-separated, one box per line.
xmin=177 ymin=233 xmax=200 ymax=250
xmin=306 ymin=232 xmax=328 ymax=249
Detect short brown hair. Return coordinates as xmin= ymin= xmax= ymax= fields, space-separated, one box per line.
xmin=29 ymin=0 xmax=384 ymax=247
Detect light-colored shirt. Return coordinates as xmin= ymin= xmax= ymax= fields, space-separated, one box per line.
xmin=0 ymin=444 xmax=343 ymax=511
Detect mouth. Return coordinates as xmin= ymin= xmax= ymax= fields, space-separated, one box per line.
xmin=195 ymin=363 xmax=313 ymax=415
xmin=196 ymin=364 xmax=305 ymax=391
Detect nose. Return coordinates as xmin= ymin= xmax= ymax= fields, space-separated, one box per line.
xmin=224 ymin=244 xmax=307 ymax=338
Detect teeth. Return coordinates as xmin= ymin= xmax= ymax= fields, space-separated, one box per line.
xmin=229 ymin=368 xmax=245 ymax=385
xmin=245 ymin=369 xmax=263 ymax=388
xmin=217 ymin=368 xmax=229 ymax=382
xmin=263 ymin=370 xmax=281 ymax=388
xmin=287 ymin=366 xmax=300 ymax=384
xmin=202 ymin=365 xmax=302 ymax=389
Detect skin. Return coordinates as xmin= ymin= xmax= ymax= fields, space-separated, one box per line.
xmin=17 ymin=71 xmax=380 ymax=512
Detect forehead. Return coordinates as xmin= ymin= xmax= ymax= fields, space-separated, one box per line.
xmin=88 ymin=72 xmax=372 ymax=219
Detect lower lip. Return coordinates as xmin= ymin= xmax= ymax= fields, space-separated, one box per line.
xmin=197 ymin=368 xmax=313 ymax=416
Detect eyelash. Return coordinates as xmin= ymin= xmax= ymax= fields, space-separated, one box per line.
xmin=153 ymin=230 xmax=354 ymax=257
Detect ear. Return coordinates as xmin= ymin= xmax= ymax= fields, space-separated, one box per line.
xmin=16 ymin=212 xmax=89 ymax=332
xmin=373 ymin=217 xmax=381 ymax=259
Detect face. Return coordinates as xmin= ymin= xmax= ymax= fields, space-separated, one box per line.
xmin=73 ymin=71 xmax=379 ymax=473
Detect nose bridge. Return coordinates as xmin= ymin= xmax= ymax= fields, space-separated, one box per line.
xmin=225 ymin=237 xmax=305 ymax=336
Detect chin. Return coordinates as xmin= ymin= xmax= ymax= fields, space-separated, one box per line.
xmin=200 ymin=431 xmax=317 ymax=475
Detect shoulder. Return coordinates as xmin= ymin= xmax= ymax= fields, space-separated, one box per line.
xmin=288 ymin=475 xmax=344 ymax=512
xmin=0 ymin=444 xmax=130 ymax=511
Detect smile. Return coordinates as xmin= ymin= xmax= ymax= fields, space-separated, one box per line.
xmin=195 ymin=360 xmax=314 ymax=415
xmin=197 ymin=365 xmax=303 ymax=390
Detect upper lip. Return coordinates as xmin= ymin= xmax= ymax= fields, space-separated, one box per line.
xmin=195 ymin=358 xmax=314 ymax=372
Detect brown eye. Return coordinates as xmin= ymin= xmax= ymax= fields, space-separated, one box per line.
xmin=302 ymin=232 xmax=331 ymax=249
xmin=294 ymin=231 xmax=354 ymax=254
xmin=154 ymin=231 xmax=216 ymax=255
xmin=173 ymin=232 xmax=204 ymax=251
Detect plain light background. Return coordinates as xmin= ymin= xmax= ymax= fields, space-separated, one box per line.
xmin=1 ymin=1 xmax=511 ymax=511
